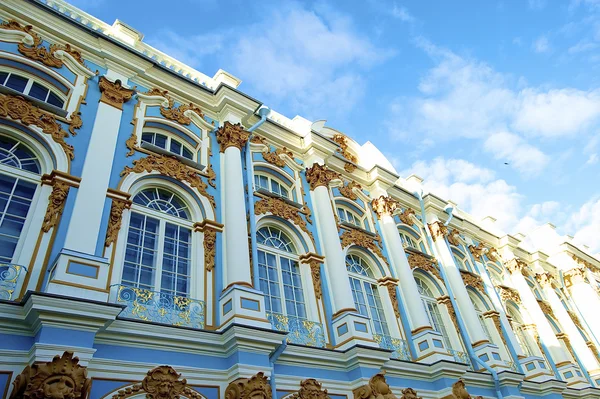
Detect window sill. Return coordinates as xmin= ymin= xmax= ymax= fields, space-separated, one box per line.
xmin=140 ymin=141 xmax=205 ymax=170
xmin=0 ymin=85 xmax=68 ymax=118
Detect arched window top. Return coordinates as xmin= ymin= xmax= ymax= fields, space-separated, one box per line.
xmin=337 ymin=206 xmax=365 ymax=229
xmin=0 ymin=68 xmax=65 ymax=108
xmin=415 ymin=276 xmax=435 ymax=297
xmin=346 ymin=254 xmax=372 ymax=277
xmin=257 ymin=226 xmax=296 ymax=253
xmin=132 ymin=188 xmax=190 ymax=219
xmin=254 ymin=172 xmax=291 ymax=200
xmin=0 ymin=136 xmax=41 ymax=174
xmin=141 ymin=130 xmax=196 ymax=161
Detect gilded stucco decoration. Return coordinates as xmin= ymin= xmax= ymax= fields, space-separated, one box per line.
xmin=451 ymin=379 xmax=482 ymax=399
xmin=99 ymin=77 xmax=135 ymax=110
xmin=225 ymin=372 xmax=271 ymax=399
xmin=110 ymin=365 xmax=203 ymax=399
xmin=371 ymin=196 xmax=399 ymax=219
xmin=68 ymin=111 xmax=83 ymax=136
xmin=399 ymin=389 xmax=421 ymax=399
xmin=250 ymin=135 xmax=268 ymax=145
xmin=340 ymin=226 xmax=386 ymax=262
xmin=194 ymin=221 xmax=222 ymax=272
xmin=522 ymin=324 xmax=544 ymax=354
xmin=407 ymin=252 xmax=441 ymax=281
xmin=428 ymin=221 xmax=448 ymax=242
xmin=587 ymin=342 xmax=600 ymax=363
xmin=42 ymin=180 xmax=70 ymax=233
xmin=571 ymin=254 xmax=600 ymax=273
xmin=459 ymin=270 xmax=485 ymax=293
xmin=446 ymin=229 xmax=462 ymax=246
xmin=379 ymin=277 xmax=400 ymax=318
xmin=399 ymin=208 xmax=415 ymax=226
xmin=353 ymin=372 xmax=398 ymax=399
xmin=305 ymin=163 xmax=341 ymax=190
xmin=344 ymin=162 xmax=357 ymax=173
xmin=535 ymin=272 xmax=555 ymax=288
xmin=254 ymin=197 xmax=314 ymax=243
xmin=104 ymin=198 xmax=132 ymax=247
xmin=156 ymin=91 xmax=204 ymax=125
xmin=120 ymin=155 xmax=215 ymax=209
xmin=332 ymin=133 xmax=358 ymax=163
xmin=487 ymin=247 xmax=501 ymax=263
xmin=563 ymin=267 xmax=587 ymax=287
xmin=262 ymin=146 xmax=293 ymax=167
xmin=339 ymin=180 xmax=361 ymax=200
xmin=0 ymin=93 xmax=74 ymax=160
xmin=536 ymin=299 xmax=555 ymax=319
xmin=299 ymin=253 xmax=324 ymax=300
xmin=468 ymin=243 xmax=487 ymax=261
xmin=567 ymin=310 xmax=584 ymax=331
xmin=437 ymin=296 xmax=459 ymax=331
xmin=289 ymin=379 xmax=330 ymax=399
xmin=496 ymin=285 xmax=521 ymax=305
xmin=505 ymin=258 xmax=531 ymax=276
xmin=216 ymin=122 xmax=250 ymax=152
xmin=10 ymin=351 xmax=90 ymax=399
xmin=556 ymin=333 xmax=577 ymax=361
xmin=483 ymin=310 xmax=508 ymax=349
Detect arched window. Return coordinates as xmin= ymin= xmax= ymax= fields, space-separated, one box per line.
xmin=141 ymin=132 xmax=194 ymax=160
xmin=254 ymin=174 xmax=290 ymax=199
xmin=398 ymin=227 xmax=426 ymax=252
xmin=507 ymin=306 xmax=534 ymax=357
xmin=0 ymin=69 xmax=65 ymax=108
xmin=346 ymin=254 xmax=389 ymax=336
xmin=0 ymin=135 xmax=40 ymax=262
xmin=469 ymin=291 xmax=493 ymax=342
xmin=452 ymin=250 xmax=473 ymax=272
xmin=337 ymin=206 xmax=364 ymax=229
xmin=257 ymin=226 xmax=306 ymax=318
xmin=121 ymin=188 xmax=192 ymax=297
xmin=415 ymin=276 xmax=451 ymax=349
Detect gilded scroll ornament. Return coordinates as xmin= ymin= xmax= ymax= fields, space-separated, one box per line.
xmin=487 ymin=247 xmax=501 ymax=263
xmin=299 ymin=254 xmax=324 ymax=300
xmin=254 ymin=197 xmax=314 ymax=243
xmin=459 ymin=270 xmax=485 ymax=293
xmin=158 ymin=91 xmax=204 ymax=125
xmin=339 ymin=180 xmax=361 ymax=200
xmin=42 ymin=180 xmax=69 ymax=233
xmin=344 ymin=162 xmax=357 ymax=173
xmin=446 ymin=229 xmax=461 ymax=246
xmin=379 ymin=277 xmax=400 ymax=318
xmin=111 ymin=365 xmax=203 ymax=399
xmin=104 ymin=198 xmax=132 ymax=247
xmin=289 ymin=379 xmax=330 ymax=399
xmin=305 ymin=163 xmax=341 ymax=190
xmin=428 ymin=221 xmax=448 ymax=241
xmin=332 ymin=133 xmax=358 ymax=163
xmin=353 ymin=372 xmax=397 ymax=399
xmin=10 ymin=351 xmax=90 ymax=399
xmin=99 ymin=77 xmax=135 ymax=110
xmin=468 ymin=243 xmax=486 ymax=261
xmin=125 ymin=131 xmax=138 ymax=157
xmin=506 ymin=258 xmax=530 ymax=276
xmin=340 ymin=226 xmax=386 ymax=262
xmin=225 ymin=372 xmax=271 ymax=399
xmin=120 ymin=155 xmax=215 ymax=208
xmin=535 ymin=272 xmax=555 ymax=288
xmin=1 ymin=21 xmax=63 ymax=68
xmin=496 ymin=285 xmax=521 ymax=305
xmin=437 ymin=296 xmax=459 ymax=331
xmin=250 ymin=135 xmax=268 ymax=145
xmin=217 ymin=122 xmax=250 ymax=152
xmin=68 ymin=112 xmax=83 ymax=136
xmin=262 ymin=146 xmax=293 ymax=167
xmin=407 ymin=252 xmax=441 ymax=281
xmin=51 ymin=43 xmax=88 ymax=68
xmin=399 ymin=208 xmax=415 ymax=225
xmin=451 ymin=379 xmax=482 ymax=399
xmin=371 ymin=196 xmax=399 ymax=219
xmin=0 ymin=93 xmax=74 ymax=159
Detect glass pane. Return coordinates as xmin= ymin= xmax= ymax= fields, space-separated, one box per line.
xmin=182 ymin=147 xmax=193 ymax=160
xmin=47 ymin=92 xmax=64 ymax=108
xmin=170 ymin=140 xmax=182 ymax=155
xmin=154 ymin=134 xmax=167 ymax=149
xmin=120 ymin=213 xmax=159 ymax=290
xmin=0 ymin=176 xmax=36 ymax=263
xmin=29 ymin=82 xmax=49 ymax=101
xmin=0 ymin=72 xmax=8 ymax=85
xmin=141 ymin=133 xmax=153 ymax=144
xmin=0 ymin=136 xmax=40 ymax=174
xmin=5 ymin=74 xmax=27 ymax=93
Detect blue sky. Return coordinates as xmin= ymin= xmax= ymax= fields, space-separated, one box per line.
xmin=69 ymin=0 xmax=600 ymax=254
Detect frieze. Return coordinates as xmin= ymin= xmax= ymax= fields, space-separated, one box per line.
xmin=299 ymin=253 xmax=324 ymax=300
xmin=332 ymin=133 xmax=358 ymax=163
xmin=353 ymin=372 xmax=400 ymax=399
xmin=289 ymin=379 xmax=330 ymax=399
xmin=407 ymin=251 xmax=441 ymax=281
xmin=262 ymin=146 xmax=293 ymax=167
xmin=339 ymin=180 xmax=361 ymax=200
xmin=340 ymin=225 xmax=386 ymax=262
xmin=225 ymin=372 xmax=271 ymax=399
xmin=99 ymin=77 xmax=135 ymax=110
xmin=120 ymin=155 xmax=215 ymax=209
xmin=459 ymin=270 xmax=485 ymax=293
xmin=10 ymin=351 xmax=90 ymax=399
xmin=305 ymin=163 xmax=341 ymax=190
xmin=217 ymin=121 xmax=249 ymax=152
xmin=371 ymin=195 xmax=399 ymax=219
xmin=571 ymin=254 xmax=600 ymax=273
xmin=254 ymin=197 xmax=314 ymax=244
xmin=399 ymin=208 xmax=415 ymax=226
xmin=468 ymin=243 xmax=486 ymax=261
xmin=104 ymin=197 xmax=132 ymax=247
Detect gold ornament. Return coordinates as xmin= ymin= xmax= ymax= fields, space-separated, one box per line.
xmin=487 ymin=247 xmax=501 ymax=262
xmin=344 ymin=162 xmax=357 ymax=173
xmin=563 ymin=267 xmax=587 ymax=287
xmin=536 ymin=299 xmax=554 ymax=318
xmin=194 ymin=221 xmax=221 ymax=272
xmin=379 ymin=277 xmax=400 ymax=318
xmin=506 ymin=258 xmax=531 ymax=276
xmin=484 ymin=311 xmax=509 ymax=349
xmin=568 ymin=310 xmax=584 ymax=331
xmin=460 ymin=270 xmax=485 ymax=293
xmin=445 ymin=229 xmax=461 ymax=246
xmin=42 ymin=180 xmax=69 ymax=233
xmin=250 ymin=135 xmax=268 ymax=145
xmin=332 ymin=133 xmax=358 ymax=163
xmin=299 ymin=254 xmax=324 ymax=300
xmin=468 ymin=243 xmax=487 ymax=261
xmin=353 ymin=371 xmax=397 ymax=399
xmin=160 ymin=97 xmax=204 ymax=126
xmin=428 ymin=221 xmax=448 ymax=241
xmin=217 ymin=122 xmax=250 ymax=152
xmin=254 ymin=197 xmax=314 ymax=243
xmin=340 ymin=226 xmax=386 ymax=262
xmin=399 ymin=208 xmax=415 ymax=225
xmin=400 ymin=388 xmax=421 ymax=399
xmin=99 ymin=77 xmax=134 ymax=110
xmin=371 ymin=196 xmax=399 ymax=219
xmin=225 ymin=372 xmax=271 ymax=399
xmin=496 ymin=285 xmax=521 ymax=305
xmin=104 ymin=198 xmax=132 ymax=247
xmin=339 ymin=181 xmax=361 ymax=200
xmin=407 ymin=252 xmax=441 ymax=281
xmin=262 ymin=146 xmax=293 ymax=167
xmin=437 ymin=296 xmax=459 ymax=331
xmin=535 ymin=272 xmax=555 ymax=288
xmin=289 ymin=379 xmax=330 ymax=399
xmin=111 ymin=365 xmax=203 ymax=399
xmin=305 ymin=163 xmax=341 ymax=190
xmin=451 ymin=379 xmax=482 ymax=399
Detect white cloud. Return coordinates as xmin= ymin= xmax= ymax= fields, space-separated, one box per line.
xmin=391 ymin=4 xmax=415 ymax=22
xmin=586 ymin=153 xmax=599 ymax=164
xmin=148 ymin=31 xmax=225 ymax=68
xmin=532 ymin=35 xmax=551 ymax=53
xmin=484 ymin=131 xmax=549 ymax=175
xmin=566 ymin=197 xmax=600 ymax=254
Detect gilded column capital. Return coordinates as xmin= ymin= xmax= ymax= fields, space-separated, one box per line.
xmin=428 ymin=221 xmax=447 ymax=241
xmin=371 ymin=195 xmax=399 ymax=219
xmin=305 ymin=163 xmax=340 ymax=190
xmin=216 ymin=121 xmax=250 ymax=153
xmin=299 ymin=253 xmax=325 ymax=300
xmin=487 ymin=247 xmax=501 ymax=262
xmin=564 ymin=267 xmax=587 ymax=287
xmin=506 ymin=258 xmax=530 ymax=276
xmin=535 ymin=272 xmax=556 ymax=288
xmin=98 ymin=77 xmax=135 ymax=110
xmin=468 ymin=243 xmax=487 ymax=261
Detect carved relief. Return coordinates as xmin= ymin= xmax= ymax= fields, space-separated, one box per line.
xmin=332 ymin=133 xmax=358 ymax=163
xmin=400 ymin=388 xmax=421 ymax=399
xmin=535 ymin=272 xmax=555 ymax=288
xmin=340 ymin=226 xmax=386 ymax=262
xmin=289 ymin=379 xmax=329 ymax=399
xmin=407 ymin=252 xmax=441 ymax=281
xmin=262 ymin=146 xmax=293 ymax=167
xmin=568 ymin=310 xmax=584 ymax=331
xmin=428 ymin=221 xmax=448 ymax=241
xmin=120 ymin=155 xmax=215 ymax=209
xmin=217 ymin=122 xmax=250 ymax=152
xmin=99 ymin=77 xmax=135 ymax=110
xmin=468 ymin=243 xmax=486 ymax=261
xmin=506 ymin=258 xmax=531 ymax=276
xmin=496 ymin=285 xmax=521 ymax=305
xmin=399 ymin=208 xmax=415 ymax=225
xmin=254 ymin=197 xmax=314 ymax=243
xmin=10 ymin=351 xmax=90 ymax=399
xmin=379 ymin=278 xmax=400 ymax=318
xmin=104 ymin=198 xmax=132 ymax=247
xmin=160 ymin=95 xmax=204 ymax=125
xmin=0 ymin=93 xmax=74 ymax=160
xmin=110 ymin=365 xmax=203 ymax=399
xmin=563 ymin=267 xmax=587 ymax=287
xmin=438 ymin=296 xmax=459 ymax=331
xmin=451 ymin=379 xmax=482 ymax=399
xmin=446 ymin=229 xmax=462 ymax=246
xmin=353 ymin=372 xmax=397 ymax=399
xmin=371 ymin=196 xmax=399 ymax=219
xmin=200 ymin=226 xmax=218 ymax=272
xmin=344 ymin=162 xmax=357 ymax=173
xmin=299 ymin=254 xmax=324 ymax=300
xmin=250 ymin=135 xmax=268 ymax=146
xmin=225 ymin=372 xmax=271 ymax=399
xmin=487 ymin=247 xmax=501 ymax=263
xmin=42 ymin=180 xmax=69 ymax=233
xmin=339 ymin=181 xmax=361 ymax=200
xmin=571 ymin=254 xmax=600 ymax=273
xmin=459 ymin=270 xmax=485 ymax=293
xmin=305 ymin=163 xmax=341 ymax=190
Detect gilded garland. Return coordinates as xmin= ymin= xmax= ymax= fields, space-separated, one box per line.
xmin=340 ymin=226 xmax=386 ymax=262
xmin=254 ymin=197 xmax=314 ymax=243
xmin=104 ymin=198 xmax=132 ymax=247
xmin=305 ymin=163 xmax=340 ymax=190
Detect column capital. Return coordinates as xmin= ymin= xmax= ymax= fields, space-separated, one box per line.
xmin=216 ymin=121 xmax=250 ymax=152
xmin=428 ymin=221 xmax=448 ymax=241
xmin=487 ymin=247 xmax=502 ymax=262
xmin=371 ymin=195 xmax=399 ymax=219
xmin=564 ymin=267 xmax=587 ymax=287
xmin=98 ymin=76 xmax=134 ymax=110
xmin=506 ymin=258 xmax=531 ymax=276
xmin=535 ymin=272 xmax=556 ymax=288
xmin=496 ymin=284 xmax=521 ymax=305
xmin=305 ymin=163 xmax=340 ymax=190
xmin=468 ymin=243 xmax=487 ymax=261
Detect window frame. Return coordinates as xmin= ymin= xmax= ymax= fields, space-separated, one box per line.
xmin=254 ymin=173 xmax=292 ymax=200
xmin=0 ymin=67 xmax=67 ymax=109
xmin=415 ymin=275 xmax=453 ymax=349
xmin=140 ymin=129 xmax=198 ymax=162
xmin=337 ymin=206 xmax=365 ymax=229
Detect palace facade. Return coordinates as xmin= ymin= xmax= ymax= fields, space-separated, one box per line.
xmin=1 ymin=1 xmax=600 ymax=399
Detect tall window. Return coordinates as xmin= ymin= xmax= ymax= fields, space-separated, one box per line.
xmin=0 ymin=136 xmax=40 ymax=263
xmin=0 ymin=70 xmax=64 ymax=108
xmin=346 ymin=254 xmax=389 ymax=336
xmin=507 ymin=308 xmax=534 ymax=357
xmin=469 ymin=292 xmax=493 ymax=342
xmin=415 ymin=276 xmax=451 ymax=349
xmin=257 ymin=226 xmax=306 ymax=318
xmin=121 ymin=188 xmax=192 ymax=297
xmin=254 ymin=174 xmax=290 ymax=199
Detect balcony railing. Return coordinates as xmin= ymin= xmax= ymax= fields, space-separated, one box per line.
xmin=110 ymin=284 xmax=205 ymax=329
xmin=0 ymin=264 xmax=27 ymax=301
xmin=374 ymin=334 xmax=412 ymax=361
xmin=267 ymin=312 xmax=326 ymax=348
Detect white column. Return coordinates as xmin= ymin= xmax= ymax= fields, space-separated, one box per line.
xmin=64 ymin=75 xmax=134 ymax=253
xmin=567 ymin=268 xmax=600 ymax=351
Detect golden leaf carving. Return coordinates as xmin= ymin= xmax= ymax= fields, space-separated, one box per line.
xmin=437 ymin=296 xmax=459 ymax=332
xmin=52 ymin=43 xmax=88 ymax=68
xmin=203 ymin=227 xmax=217 ymax=271
xmin=446 ymin=229 xmax=461 ymax=246
xmin=68 ymin=111 xmax=82 ymax=136
xmin=399 ymin=208 xmax=415 ymax=225
xmin=487 ymin=247 xmax=501 ymax=262
xmin=157 ymin=91 xmax=204 ymax=125
xmin=571 ymin=254 xmax=600 ymax=273
xmin=1 ymin=20 xmax=62 ymax=68
xmin=400 ymin=388 xmax=422 ymax=399
xmin=468 ymin=243 xmax=487 ymax=261
xmin=125 ymin=131 xmax=137 ymax=157
xmin=568 ymin=310 xmax=584 ymax=331
xmin=407 ymin=252 xmax=441 ymax=281
xmin=460 ymin=270 xmax=485 ymax=292
xmin=332 ymin=133 xmax=357 ymax=163
xmin=536 ymin=299 xmax=555 ymax=318
xmin=371 ymin=195 xmax=399 ymax=219
xmin=535 ymin=272 xmax=555 ymax=288
xmin=289 ymin=379 xmax=330 ymax=399
xmin=104 ymin=198 xmax=132 ymax=247
xmin=262 ymin=146 xmax=293 ymax=167
xmin=205 ymin=165 xmax=217 ymax=188
xmin=217 ymin=122 xmax=250 ymax=152
xmin=120 ymin=155 xmax=215 ymax=209
xmin=250 ymin=135 xmax=268 ymax=145
xmin=428 ymin=221 xmax=448 ymax=241
xmin=254 ymin=197 xmax=314 ymax=243
xmin=563 ymin=267 xmax=587 ymax=287
xmin=99 ymin=77 xmax=135 ymax=110
xmin=506 ymin=258 xmax=531 ymax=276
xmin=111 ymin=365 xmax=203 ymax=399
xmin=379 ymin=278 xmax=400 ymax=318
xmin=353 ymin=372 xmax=398 ymax=399
xmin=452 ymin=379 xmax=482 ymax=399
xmin=344 ymin=162 xmax=357 ymax=173
xmin=10 ymin=351 xmax=90 ymax=399
xmin=0 ymin=93 xmax=74 ymax=160
xmin=42 ymin=180 xmax=69 ymax=233
xmin=339 ymin=180 xmax=361 ymax=200
xmin=340 ymin=226 xmax=386 ymax=262
xmin=225 ymin=372 xmax=271 ymax=399
xmin=305 ymin=163 xmax=340 ymax=190
xmin=496 ymin=284 xmax=521 ymax=305
xmin=299 ymin=254 xmax=324 ymax=300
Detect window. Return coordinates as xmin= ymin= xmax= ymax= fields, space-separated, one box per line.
xmin=254 ymin=174 xmax=290 ymax=199
xmin=470 ymin=292 xmax=493 ymax=342
xmin=337 ymin=207 xmax=363 ymax=229
xmin=0 ymin=70 xmax=64 ymax=108
xmin=399 ymin=230 xmax=418 ymax=249
xmin=141 ymin=132 xmax=195 ymax=160
xmin=507 ymin=308 xmax=534 ymax=357
xmin=121 ymin=188 xmax=192 ymax=297
xmin=346 ymin=254 xmax=389 ymax=336
xmin=452 ymin=251 xmax=472 ymax=272
xmin=415 ymin=276 xmax=452 ymax=349
xmin=0 ymin=136 xmax=40 ymax=263
xmin=257 ymin=226 xmax=306 ymax=318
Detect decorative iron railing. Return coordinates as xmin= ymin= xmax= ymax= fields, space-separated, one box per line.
xmin=449 ymin=349 xmax=471 ymax=366
xmin=0 ymin=264 xmax=26 ymax=301
xmin=110 ymin=284 xmax=205 ymax=329
xmin=267 ymin=312 xmax=326 ymax=348
xmin=374 ymin=334 xmax=412 ymax=361
xmin=507 ymin=361 xmax=519 ymax=372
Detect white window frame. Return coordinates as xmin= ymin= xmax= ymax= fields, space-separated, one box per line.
xmin=140 ymin=129 xmax=199 ymax=162
xmin=254 ymin=173 xmax=291 ymax=199
xmin=415 ymin=276 xmax=453 ymax=349
xmin=337 ymin=206 xmax=364 ymax=229
xmin=0 ymin=67 xmax=67 ymax=108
